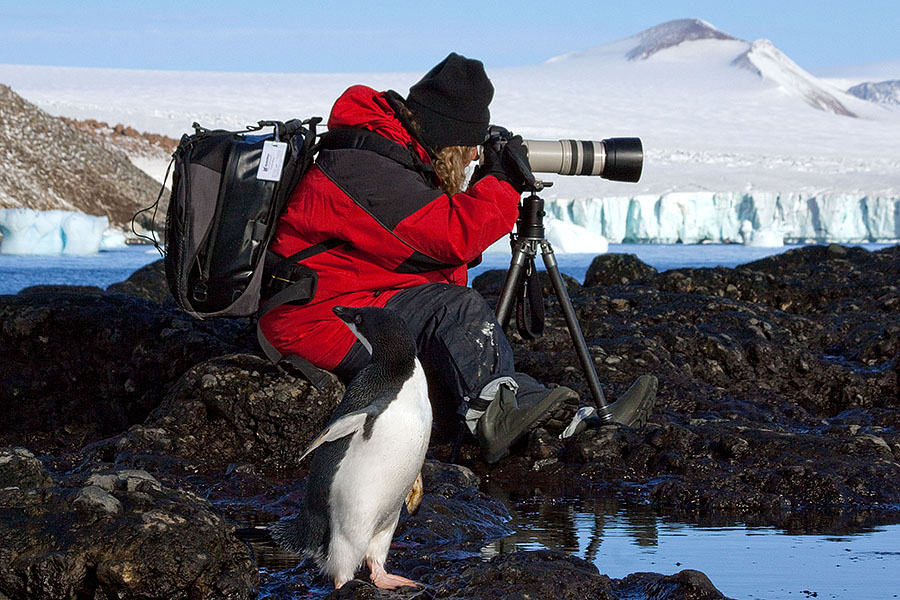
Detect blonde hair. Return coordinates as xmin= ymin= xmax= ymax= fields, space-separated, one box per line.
xmin=433 ymin=145 xmax=476 ymax=196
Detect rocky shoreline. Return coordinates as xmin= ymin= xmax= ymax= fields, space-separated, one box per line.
xmin=2 ymin=244 xmax=898 ymax=599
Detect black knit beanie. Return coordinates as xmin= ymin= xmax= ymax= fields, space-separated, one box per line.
xmin=406 ymin=53 xmax=494 ymax=149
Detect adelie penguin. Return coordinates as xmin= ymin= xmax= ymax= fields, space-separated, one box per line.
xmin=270 ymin=305 xmax=431 ymax=590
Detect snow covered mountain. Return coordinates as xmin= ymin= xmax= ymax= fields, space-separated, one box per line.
xmin=0 ymin=18 xmax=897 ymax=244
xmin=623 ymin=18 xmax=739 ymax=60
xmin=544 ymin=18 xmax=857 ymax=115
xmin=730 ymin=39 xmax=855 ymax=117
xmin=847 ymin=80 xmax=900 ymax=105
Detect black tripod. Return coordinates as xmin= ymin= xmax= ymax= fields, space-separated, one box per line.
xmin=494 ymin=185 xmax=614 ymax=422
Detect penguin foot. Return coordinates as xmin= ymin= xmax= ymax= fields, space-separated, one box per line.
xmin=368 ymin=561 xmax=420 ymax=590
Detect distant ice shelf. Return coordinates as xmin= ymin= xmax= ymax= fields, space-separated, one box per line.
xmin=544 ymin=192 xmax=900 ymax=244
xmin=2 ymin=195 xmax=897 ymax=257
xmin=0 ymin=208 xmax=124 ymax=255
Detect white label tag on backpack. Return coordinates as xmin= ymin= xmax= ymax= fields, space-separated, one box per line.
xmin=257 ymin=141 xmax=287 ymax=182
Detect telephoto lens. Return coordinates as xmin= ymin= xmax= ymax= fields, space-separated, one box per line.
xmin=522 ymin=137 xmax=643 ymax=182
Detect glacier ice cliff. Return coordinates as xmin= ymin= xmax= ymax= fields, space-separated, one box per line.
xmin=544 ymin=192 xmax=900 ymax=244
xmin=0 ymin=208 xmax=110 ymax=255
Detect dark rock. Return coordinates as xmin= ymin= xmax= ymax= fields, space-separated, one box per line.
xmin=0 ymin=448 xmax=258 ymax=599
xmin=394 ymin=460 xmax=512 ymax=551
xmin=0 ymin=448 xmax=52 ymax=490
xmin=585 ymin=252 xmax=659 ymax=287
xmin=617 ymin=569 xmax=729 ymax=600
xmin=106 ymin=258 xmax=172 ymax=304
xmin=5 ymin=243 xmax=900 ymax=597
xmin=17 ymin=284 xmax=107 ymax=295
xmin=0 ymin=291 xmax=246 ymax=453
xmin=426 ymin=550 xmax=615 ymax=599
xmin=101 ymin=353 xmax=344 ymax=475
xmin=249 ymin=460 xmax=515 ymax=596
xmin=473 ymin=244 xmax=900 ymax=527
xmin=472 ymin=268 xmax=584 ymax=298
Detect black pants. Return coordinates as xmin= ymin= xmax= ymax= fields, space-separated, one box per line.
xmin=332 ymin=283 xmax=546 ymax=424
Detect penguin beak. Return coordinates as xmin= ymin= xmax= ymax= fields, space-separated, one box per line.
xmin=332 ymin=306 xmax=353 ymax=323
xmin=333 ymin=306 xmax=373 ymax=355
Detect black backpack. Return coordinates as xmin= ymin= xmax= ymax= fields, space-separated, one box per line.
xmin=134 ymin=120 xmax=431 ymax=388
xmin=135 ymin=118 xmax=333 ymax=387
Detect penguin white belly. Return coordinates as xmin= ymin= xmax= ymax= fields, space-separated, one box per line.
xmin=328 ymin=360 xmax=431 ymax=560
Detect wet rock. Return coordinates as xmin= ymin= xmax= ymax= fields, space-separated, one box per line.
xmin=395 ymin=460 xmax=512 ymax=552
xmin=0 ymin=450 xmax=258 ymax=599
xmin=474 ymin=245 xmax=900 ymax=526
xmin=426 ymin=550 xmax=615 ymax=599
xmin=471 ymin=267 xmax=584 ymax=298
xmin=0 ymin=291 xmax=248 ymax=453
xmin=618 ymin=569 xmax=729 ymax=600
xmin=417 ymin=550 xmax=731 ymax=600
xmin=585 ymin=252 xmax=659 ymax=287
xmin=0 ymin=448 xmax=52 ymax=490
xmin=94 ymin=354 xmax=345 ymax=475
xmin=252 ymin=460 xmax=515 ymax=596
xmin=106 ymin=258 xmax=172 ymax=304
xmin=3 ymin=244 xmax=900 ymax=596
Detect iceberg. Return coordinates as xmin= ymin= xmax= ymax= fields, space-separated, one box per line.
xmin=544 ymin=193 xmax=900 ymax=244
xmin=0 ymin=208 xmax=111 ymax=255
xmin=740 ymin=220 xmax=785 ymax=247
xmin=100 ymin=229 xmax=129 ymax=250
xmin=483 ymin=216 xmax=608 ymax=255
xmin=544 ymin=218 xmax=609 ymax=254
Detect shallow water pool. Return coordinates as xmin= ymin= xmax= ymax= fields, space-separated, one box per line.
xmin=483 ymin=493 xmax=900 ymax=600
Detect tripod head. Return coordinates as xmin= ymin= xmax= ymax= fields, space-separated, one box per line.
xmin=515 ymin=191 xmax=548 ymax=242
xmin=511 ymin=178 xmax=553 ymax=242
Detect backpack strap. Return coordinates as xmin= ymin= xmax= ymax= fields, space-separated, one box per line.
xmin=255 ymin=240 xmax=345 ymax=389
xmin=319 ymin=129 xmax=435 ymax=179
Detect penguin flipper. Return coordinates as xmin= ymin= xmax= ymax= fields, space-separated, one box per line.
xmin=405 ymin=472 xmax=423 ymax=516
xmin=300 ymin=409 xmax=374 ymax=461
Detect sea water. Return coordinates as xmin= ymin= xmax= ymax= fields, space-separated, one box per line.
xmin=3 ymin=242 xmax=899 ymax=599
xmin=1 ymin=242 xmax=894 ymax=296
xmin=0 ymin=245 xmax=164 ymax=295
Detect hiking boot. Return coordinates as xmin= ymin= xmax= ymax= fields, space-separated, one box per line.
xmin=477 ymin=385 xmax=579 ymax=464
xmin=608 ymin=374 xmax=657 ymax=427
xmin=560 ymin=375 xmax=658 ymax=438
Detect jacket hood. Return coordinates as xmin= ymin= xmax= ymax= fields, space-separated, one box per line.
xmin=327 ymin=85 xmax=431 ymax=164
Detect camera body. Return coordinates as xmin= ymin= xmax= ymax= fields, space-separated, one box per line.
xmin=485 ymin=125 xmax=643 ymax=183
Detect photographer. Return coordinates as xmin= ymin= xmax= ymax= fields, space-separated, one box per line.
xmin=259 ymin=53 xmax=656 ymax=463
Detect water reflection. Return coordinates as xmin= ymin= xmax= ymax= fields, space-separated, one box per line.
xmin=479 ymin=487 xmax=900 ymax=600
xmin=480 ymin=489 xmax=661 ymax=561
xmin=237 ymin=485 xmax=900 ymax=599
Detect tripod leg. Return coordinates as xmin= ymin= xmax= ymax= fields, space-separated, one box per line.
xmin=539 ymin=241 xmax=613 ymax=422
xmin=495 ymin=240 xmax=533 ymax=329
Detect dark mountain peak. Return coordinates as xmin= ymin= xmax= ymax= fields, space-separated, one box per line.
xmin=627 ymin=18 xmax=739 ymax=61
xmin=847 ymin=79 xmax=900 ymax=105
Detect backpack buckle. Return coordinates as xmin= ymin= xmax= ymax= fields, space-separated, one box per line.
xmin=192 ymin=281 xmax=208 ymax=303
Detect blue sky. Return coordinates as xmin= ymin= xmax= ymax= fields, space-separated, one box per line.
xmin=1 ymin=0 xmax=898 ymax=74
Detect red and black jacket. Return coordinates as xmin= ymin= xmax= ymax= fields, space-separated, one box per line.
xmin=259 ymin=85 xmax=520 ymax=369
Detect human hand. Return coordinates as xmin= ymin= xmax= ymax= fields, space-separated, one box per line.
xmin=473 ymin=130 xmax=535 ymax=193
